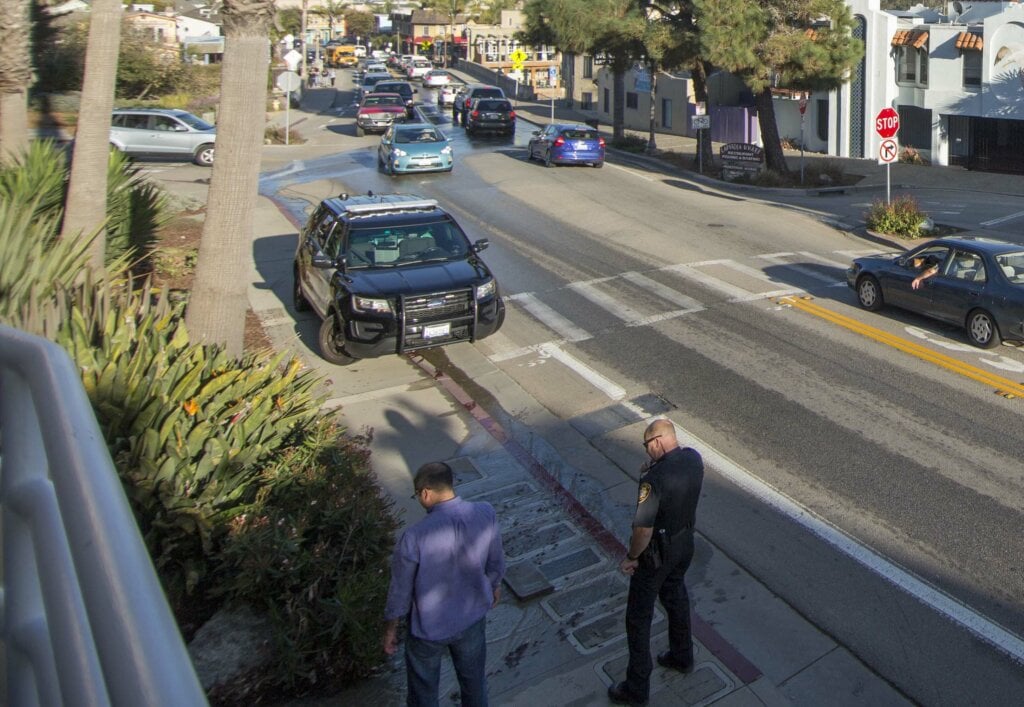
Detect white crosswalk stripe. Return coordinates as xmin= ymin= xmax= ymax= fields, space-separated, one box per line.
xmin=756 ymin=252 xmax=844 ymax=286
xmin=506 ymin=292 xmax=591 ymax=342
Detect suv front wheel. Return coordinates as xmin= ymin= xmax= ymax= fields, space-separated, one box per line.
xmin=318 ymin=314 xmax=357 ymax=365
xmin=193 ymin=143 xmax=215 ymax=167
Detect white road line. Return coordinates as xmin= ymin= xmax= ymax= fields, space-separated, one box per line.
xmin=980 ymin=210 xmax=1024 ymax=227
xmin=756 ymin=253 xmax=842 ymax=285
xmin=676 ymin=421 xmax=1024 ymax=666
xmin=535 ymin=342 xmax=627 ymax=400
xmin=506 ymin=292 xmax=591 ymax=342
xmin=835 ymin=249 xmax=889 ymax=258
xmin=798 ymin=251 xmax=852 ymax=270
xmin=619 ymin=271 xmax=705 ymax=326
xmin=568 ymin=280 xmax=648 ymax=325
xmin=663 ymin=263 xmax=754 ymax=300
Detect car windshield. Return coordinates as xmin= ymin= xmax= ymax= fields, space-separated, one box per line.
xmin=476 ymin=89 xmax=503 ymax=99
xmin=345 ymin=219 xmax=471 ymax=268
xmin=476 ymin=100 xmax=509 ymax=111
xmin=363 ymin=95 xmax=403 ymax=107
xmin=395 ymin=128 xmax=444 ymax=144
xmin=996 ymin=252 xmax=1024 ymax=284
xmin=561 ymin=129 xmax=598 ymax=140
xmin=175 ymin=113 xmax=214 ymax=131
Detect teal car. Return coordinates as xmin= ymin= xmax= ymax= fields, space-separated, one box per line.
xmin=378 ymin=123 xmax=453 ymax=175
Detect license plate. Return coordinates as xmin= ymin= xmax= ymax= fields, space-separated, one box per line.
xmin=416 ymin=159 xmax=435 ymax=166
xmin=485 ymin=113 xmax=499 ymax=119
xmin=423 ymin=323 xmax=450 ymax=338
xmin=575 ymin=141 xmax=588 ymax=149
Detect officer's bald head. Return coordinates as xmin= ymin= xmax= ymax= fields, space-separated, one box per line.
xmin=642 ymin=419 xmax=678 ymax=460
xmin=645 ymin=419 xmax=676 ymax=443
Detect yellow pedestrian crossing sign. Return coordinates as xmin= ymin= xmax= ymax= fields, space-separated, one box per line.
xmin=510 ymin=48 xmax=527 ymax=69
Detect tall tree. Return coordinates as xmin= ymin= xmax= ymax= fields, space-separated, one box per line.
xmin=525 ymin=0 xmax=646 ymax=140
xmin=184 ymin=0 xmax=274 ymax=357
xmin=59 ymin=0 xmax=123 ymax=271
xmin=0 ymin=0 xmax=32 ymax=163
xmin=696 ymin=0 xmax=862 ymax=173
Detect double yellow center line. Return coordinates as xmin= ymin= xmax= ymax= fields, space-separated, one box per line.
xmin=778 ymin=295 xmax=1024 ymax=399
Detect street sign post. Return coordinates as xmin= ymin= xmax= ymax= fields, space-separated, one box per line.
xmin=799 ymin=95 xmax=808 ymax=185
xmin=276 ymin=71 xmax=302 ymax=145
xmin=691 ymin=115 xmax=710 ymax=174
xmin=548 ymin=65 xmax=557 ymax=122
xmin=875 ymin=108 xmax=900 ymax=204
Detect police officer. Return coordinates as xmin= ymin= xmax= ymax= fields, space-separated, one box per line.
xmin=608 ymin=419 xmax=704 ymax=706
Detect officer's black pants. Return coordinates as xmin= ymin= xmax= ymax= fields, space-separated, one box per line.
xmin=623 ymin=533 xmax=695 ymax=699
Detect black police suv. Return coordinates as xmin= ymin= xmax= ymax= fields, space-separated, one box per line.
xmin=293 ymin=193 xmax=505 ymax=365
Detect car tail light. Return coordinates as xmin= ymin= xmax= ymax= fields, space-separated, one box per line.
xmin=553 ymin=136 xmax=565 ymax=147
xmin=470 ymin=110 xmax=479 ymax=119
xmin=598 ymin=137 xmax=606 ymax=148
xmin=509 ymin=111 xmax=516 ymax=119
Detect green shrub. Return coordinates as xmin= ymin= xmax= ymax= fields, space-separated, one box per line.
xmin=0 ymin=140 xmax=69 ymax=219
xmin=865 ymin=195 xmax=929 ymax=238
xmin=106 ymin=149 xmax=171 ymax=262
xmin=215 ymin=424 xmax=398 ymax=696
xmin=265 ymin=125 xmax=306 ymax=145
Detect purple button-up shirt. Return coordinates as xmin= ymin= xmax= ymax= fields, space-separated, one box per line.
xmin=385 ymin=496 xmax=505 ymax=642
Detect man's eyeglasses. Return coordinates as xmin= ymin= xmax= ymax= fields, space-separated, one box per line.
xmin=411 ymin=488 xmax=424 ymax=500
xmin=642 ymin=435 xmax=662 ymax=449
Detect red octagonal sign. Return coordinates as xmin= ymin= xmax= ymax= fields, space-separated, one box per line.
xmin=875 ymin=107 xmax=900 ymax=139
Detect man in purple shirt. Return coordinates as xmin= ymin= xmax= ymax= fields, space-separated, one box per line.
xmin=383 ymin=461 xmax=506 ymax=706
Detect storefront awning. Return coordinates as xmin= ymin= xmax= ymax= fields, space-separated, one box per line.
xmin=891 ymin=29 xmax=929 ymax=49
xmin=955 ymin=32 xmax=983 ymax=51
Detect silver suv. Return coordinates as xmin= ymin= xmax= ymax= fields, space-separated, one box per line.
xmin=110 ymin=108 xmax=216 ymax=166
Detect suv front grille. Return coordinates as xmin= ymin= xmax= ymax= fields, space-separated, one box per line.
xmin=402 ymin=289 xmax=473 ymax=322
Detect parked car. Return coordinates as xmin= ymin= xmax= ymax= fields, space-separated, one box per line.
xmin=293 ymin=192 xmax=504 ymax=364
xmin=452 ymin=84 xmax=505 ymax=124
xmin=422 ymin=69 xmax=452 ymax=88
xmin=354 ymin=93 xmax=408 ymax=136
xmin=378 ymin=123 xmax=454 ymax=175
xmin=847 ymin=237 xmax=1024 ymax=348
xmin=463 ymin=97 xmax=516 ymax=137
xmin=406 ymin=58 xmax=433 ymax=80
xmin=371 ymin=80 xmax=417 ymax=113
xmin=110 ymin=108 xmax=216 ymax=166
xmin=527 ymin=123 xmax=605 ymax=168
xmin=357 ymin=71 xmax=393 ymax=100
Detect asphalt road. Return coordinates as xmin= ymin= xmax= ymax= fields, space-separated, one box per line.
xmin=149 ymin=75 xmax=1024 ymax=703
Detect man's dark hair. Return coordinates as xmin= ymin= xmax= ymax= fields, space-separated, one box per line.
xmin=414 ymin=462 xmax=454 ymax=492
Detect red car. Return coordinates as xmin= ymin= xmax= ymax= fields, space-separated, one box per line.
xmin=355 ymin=93 xmax=408 ymax=137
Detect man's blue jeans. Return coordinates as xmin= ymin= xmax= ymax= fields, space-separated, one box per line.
xmin=405 ymin=616 xmax=488 ymax=707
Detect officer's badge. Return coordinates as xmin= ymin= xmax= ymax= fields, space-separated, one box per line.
xmin=637 ymin=482 xmax=652 ymax=504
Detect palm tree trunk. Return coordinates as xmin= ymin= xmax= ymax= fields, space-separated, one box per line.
xmin=755 ymin=86 xmax=788 ymax=174
xmin=60 ymin=0 xmax=122 ymax=271
xmin=0 ymin=0 xmax=32 ymax=163
xmin=612 ymin=69 xmax=625 ymax=141
xmin=646 ymin=65 xmax=657 ymax=154
xmin=185 ymin=3 xmax=272 ymax=358
xmin=691 ymin=60 xmax=713 ymax=172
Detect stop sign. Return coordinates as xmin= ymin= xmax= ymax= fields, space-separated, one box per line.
xmin=875 ymin=107 xmax=900 ymax=139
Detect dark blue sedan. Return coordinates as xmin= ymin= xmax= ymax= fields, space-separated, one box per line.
xmin=527 ymin=123 xmax=605 ymax=167
xmin=846 ymin=237 xmax=1024 ymax=348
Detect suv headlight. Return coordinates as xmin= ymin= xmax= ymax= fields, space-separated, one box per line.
xmin=391 ymin=147 xmax=407 ymax=157
xmin=352 ymin=296 xmax=392 ymax=313
xmin=441 ymin=145 xmax=453 ymax=155
xmin=476 ymin=280 xmax=496 ymax=300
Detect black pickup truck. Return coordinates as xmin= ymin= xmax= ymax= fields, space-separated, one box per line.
xmin=293 ymin=193 xmax=505 ymax=365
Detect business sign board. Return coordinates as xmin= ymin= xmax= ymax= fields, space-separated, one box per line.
xmin=720 ymin=143 xmax=764 ymax=181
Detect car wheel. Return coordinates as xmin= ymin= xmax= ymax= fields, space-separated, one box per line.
xmin=318 ymin=315 xmax=356 ymax=365
xmin=293 ymin=270 xmax=310 ymax=312
xmin=356 ymin=125 xmax=365 ymax=137
xmin=966 ymin=309 xmax=1001 ymax=349
xmin=193 ymin=144 xmax=215 ymax=167
xmin=544 ymin=150 xmax=554 ymax=168
xmin=856 ymin=275 xmax=883 ymax=311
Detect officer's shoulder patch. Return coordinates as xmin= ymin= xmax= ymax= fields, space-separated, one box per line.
xmin=638 ymin=482 xmax=652 ymax=504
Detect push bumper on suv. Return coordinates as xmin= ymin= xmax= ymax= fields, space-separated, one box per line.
xmin=340 ymin=289 xmax=505 ymax=358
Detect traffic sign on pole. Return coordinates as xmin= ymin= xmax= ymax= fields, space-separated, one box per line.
xmin=875 ymin=107 xmax=899 ymax=139
xmin=878 ymin=138 xmax=899 ymax=164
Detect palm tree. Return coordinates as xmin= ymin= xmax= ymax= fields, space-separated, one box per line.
xmin=184 ymin=0 xmax=274 ymax=357
xmin=315 ymin=0 xmax=348 ymax=42
xmin=59 ymin=0 xmax=122 ymax=271
xmin=0 ymin=0 xmax=32 ymax=163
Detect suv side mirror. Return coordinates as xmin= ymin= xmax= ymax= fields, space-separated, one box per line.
xmin=312 ymin=251 xmax=334 ymax=268
xmin=472 ymin=238 xmax=490 ymax=253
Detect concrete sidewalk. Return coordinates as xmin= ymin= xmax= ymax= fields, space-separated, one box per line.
xmin=231 ymin=86 xmax=913 ymax=707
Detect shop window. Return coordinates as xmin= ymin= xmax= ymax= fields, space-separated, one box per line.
xmin=626 ymin=92 xmax=638 ymax=109
xmin=661 ymin=98 xmax=672 ymax=129
xmin=582 ymin=92 xmax=593 ymax=110
xmin=816 ymin=99 xmax=829 ymax=142
xmin=896 ymin=46 xmax=929 ymax=87
xmin=583 ymin=55 xmax=593 ymax=79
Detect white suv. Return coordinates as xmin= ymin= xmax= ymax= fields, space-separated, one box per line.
xmin=407 ymin=58 xmax=433 ymax=80
xmin=109 ymin=108 xmax=216 ymax=166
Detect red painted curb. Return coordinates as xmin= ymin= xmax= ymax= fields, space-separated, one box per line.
xmin=407 ymin=353 xmax=763 ymax=685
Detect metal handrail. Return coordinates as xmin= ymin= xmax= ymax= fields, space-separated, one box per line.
xmin=0 ymin=325 xmax=207 ymax=706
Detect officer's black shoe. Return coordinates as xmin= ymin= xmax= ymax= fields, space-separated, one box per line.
xmin=657 ymin=651 xmax=695 ymax=674
xmin=607 ymin=681 xmax=648 ymax=706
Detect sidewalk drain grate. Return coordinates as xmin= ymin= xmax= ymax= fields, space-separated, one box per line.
xmin=538 ymin=547 xmax=602 ymax=581
xmin=504 ymin=561 xmax=555 ymax=601
xmin=504 ymin=521 xmax=578 ymax=559
xmin=475 ymin=482 xmax=538 ymax=509
xmin=446 ymin=456 xmax=483 ymax=484
xmin=543 ymin=574 xmax=627 ymax=618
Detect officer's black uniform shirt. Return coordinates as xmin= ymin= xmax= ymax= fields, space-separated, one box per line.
xmin=633 ymin=446 xmax=704 ymax=535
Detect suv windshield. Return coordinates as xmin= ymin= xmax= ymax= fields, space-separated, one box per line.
xmin=175 ymin=113 xmax=214 ymax=131
xmin=475 ymin=100 xmax=510 ymax=111
xmin=394 ymin=127 xmax=444 ymax=144
xmin=363 ymin=95 xmax=403 ymax=107
xmin=344 ymin=219 xmax=471 ymax=268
